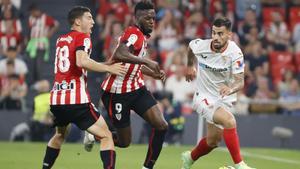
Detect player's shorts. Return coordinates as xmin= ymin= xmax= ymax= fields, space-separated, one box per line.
xmin=50 ymin=103 xmax=100 ymax=130
xmin=192 ymin=92 xmax=234 ymax=129
xmin=101 ymin=86 xmax=157 ymax=128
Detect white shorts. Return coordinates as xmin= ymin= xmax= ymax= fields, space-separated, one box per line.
xmin=192 ymin=92 xmax=234 ymax=129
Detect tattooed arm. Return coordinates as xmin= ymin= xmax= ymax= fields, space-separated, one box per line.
xmin=220 ymin=72 xmax=244 ymax=97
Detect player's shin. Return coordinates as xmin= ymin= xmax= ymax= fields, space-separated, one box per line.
xmin=143 ymin=128 xmax=167 ymax=169
xmin=42 ymin=146 xmax=60 ymax=169
xmin=223 ymin=127 xmax=242 ymax=164
xmin=100 ymin=150 xmax=116 ymax=169
xmin=191 ymin=137 xmax=216 ymax=161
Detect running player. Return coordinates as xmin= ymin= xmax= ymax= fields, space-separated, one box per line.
xmin=181 ymin=17 xmax=255 ymax=169
xmin=84 ymin=1 xmax=168 ymax=169
xmin=41 ymin=6 xmax=126 ymax=169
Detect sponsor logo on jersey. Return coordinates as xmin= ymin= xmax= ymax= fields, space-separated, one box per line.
xmin=199 ymin=63 xmax=228 ymax=72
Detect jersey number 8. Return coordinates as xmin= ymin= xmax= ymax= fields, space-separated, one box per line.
xmin=54 ymin=45 xmax=70 ymax=73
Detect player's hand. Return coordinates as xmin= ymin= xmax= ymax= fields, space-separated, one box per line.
xmin=219 ymin=84 xmax=233 ymax=97
xmin=108 ymin=63 xmax=127 ymax=76
xmin=185 ymin=66 xmax=196 ymax=82
xmin=145 ymin=59 xmax=160 ymax=75
xmin=152 ymin=70 xmax=166 ymax=82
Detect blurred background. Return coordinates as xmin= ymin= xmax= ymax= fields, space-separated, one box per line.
xmin=0 ymin=0 xmax=299 ymax=149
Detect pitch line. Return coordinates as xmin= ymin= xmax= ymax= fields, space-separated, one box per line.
xmin=218 ymin=148 xmax=300 ymax=165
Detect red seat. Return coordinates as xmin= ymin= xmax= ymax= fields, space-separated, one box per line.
xmin=269 ymin=52 xmax=294 ymax=84
xmin=289 ymin=7 xmax=300 ymax=31
xmin=262 ymin=7 xmax=285 ymax=27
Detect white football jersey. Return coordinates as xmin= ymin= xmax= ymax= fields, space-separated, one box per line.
xmin=189 ymin=38 xmax=244 ymax=102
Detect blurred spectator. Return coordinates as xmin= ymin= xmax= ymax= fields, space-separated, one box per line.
xmin=253 ymin=76 xmax=277 ymax=99
xmin=292 ymin=23 xmax=300 ymax=53
xmin=26 ymin=3 xmax=59 ymax=83
xmin=238 ymin=9 xmax=263 ymax=46
xmin=279 ymin=79 xmax=300 ymax=116
xmin=155 ymin=9 xmax=182 ymax=52
xmin=0 ymin=73 xmax=27 ymax=110
xmin=0 ymin=46 xmax=27 ymax=80
xmin=235 ymin=90 xmax=250 ymax=115
xmin=209 ymin=0 xmax=235 ymax=23
xmin=96 ymin=0 xmax=131 ymax=32
xmin=244 ymin=41 xmax=269 ymax=77
xmin=236 ymin=0 xmax=261 ymax=20
xmin=0 ymin=0 xmax=19 ymax=19
xmin=165 ymin=64 xmax=194 ymax=103
xmin=163 ymin=43 xmax=187 ymax=75
xmin=277 ymin=69 xmax=295 ymax=95
xmin=249 ymin=76 xmax=278 ymax=113
xmin=102 ymin=21 xmax=123 ymax=59
xmin=184 ymin=11 xmax=210 ymax=41
xmin=266 ymin=11 xmax=291 ymax=51
xmin=29 ymin=80 xmax=53 ymax=141
xmin=0 ymin=7 xmax=22 ymax=55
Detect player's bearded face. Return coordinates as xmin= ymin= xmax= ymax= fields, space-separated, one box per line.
xmin=211 ymin=26 xmax=230 ymax=50
xmin=137 ymin=10 xmax=155 ymax=35
xmin=81 ymin=12 xmax=94 ymax=34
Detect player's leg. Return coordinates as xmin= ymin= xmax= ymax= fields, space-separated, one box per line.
xmin=132 ymin=88 xmax=168 ymax=169
xmin=181 ymin=123 xmax=221 ymax=169
xmin=42 ymin=125 xmax=70 ymax=169
xmin=100 ymin=90 xmax=133 ymax=148
xmin=141 ymin=105 xmax=168 ymax=169
xmin=86 ymin=115 xmax=116 ymax=169
xmin=213 ymin=107 xmax=255 ymax=169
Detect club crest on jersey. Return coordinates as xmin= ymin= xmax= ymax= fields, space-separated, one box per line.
xmin=115 ymin=113 xmax=122 ymax=120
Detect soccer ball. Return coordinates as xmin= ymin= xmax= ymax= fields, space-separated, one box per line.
xmin=218 ymin=166 xmax=235 ymax=169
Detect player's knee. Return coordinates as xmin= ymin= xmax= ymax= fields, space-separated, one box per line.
xmin=155 ymin=121 xmax=168 ymax=131
xmin=53 ymin=133 xmax=66 ymax=144
xmin=117 ymin=140 xmax=131 ymax=148
xmin=223 ymin=117 xmax=236 ymax=129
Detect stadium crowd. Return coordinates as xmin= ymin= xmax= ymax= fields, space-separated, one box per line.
xmin=1 ymin=0 xmax=300 ymax=142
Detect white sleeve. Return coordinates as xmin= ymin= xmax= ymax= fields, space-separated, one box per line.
xmin=231 ymin=46 xmax=244 ymax=74
xmin=189 ymin=38 xmax=203 ymax=54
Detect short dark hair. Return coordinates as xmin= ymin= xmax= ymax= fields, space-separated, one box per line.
xmin=213 ymin=17 xmax=232 ymax=30
xmin=67 ymin=6 xmax=91 ymax=26
xmin=134 ymin=1 xmax=154 ymax=15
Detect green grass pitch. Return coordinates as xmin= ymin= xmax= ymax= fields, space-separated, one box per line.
xmin=0 ymin=142 xmax=299 ymax=169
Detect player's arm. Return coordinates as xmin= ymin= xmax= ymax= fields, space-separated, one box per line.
xmin=219 ymin=72 xmax=244 ymax=97
xmin=113 ymin=42 xmax=160 ymax=74
xmin=185 ymin=46 xmax=197 ymax=82
xmin=76 ymin=50 xmax=126 ymax=76
xmin=141 ymin=65 xmax=166 ymax=82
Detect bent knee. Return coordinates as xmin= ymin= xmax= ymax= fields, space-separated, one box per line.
xmin=154 ymin=121 xmax=168 ymax=131
xmin=53 ymin=133 xmax=66 ymax=144
xmin=223 ymin=118 xmax=236 ymax=129
xmin=117 ymin=140 xmax=131 ymax=148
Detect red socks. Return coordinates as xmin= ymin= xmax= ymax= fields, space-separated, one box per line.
xmin=191 ymin=137 xmax=215 ymax=161
xmin=223 ymin=128 xmax=242 ymax=164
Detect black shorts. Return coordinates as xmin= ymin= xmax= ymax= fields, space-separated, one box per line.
xmin=101 ymin=87 xmax=157 ymax=128
xmin=50 ymin=103 xmax=100 ymax=130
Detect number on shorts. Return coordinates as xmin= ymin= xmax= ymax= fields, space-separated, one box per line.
xmin=54 ymin=45 xmax=70 ymax=73
xmin=202 ymin=98 xmax=209 ymax=106
xmin=115 ymin=103 xmax=122 ymax=113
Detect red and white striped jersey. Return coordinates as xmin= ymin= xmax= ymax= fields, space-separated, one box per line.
xmin=28 ymin=13 xmax=57 ymax=49
xmin=50 ymin=30 xmax=92 ymax=105
xmin=101 ymin=26 xmax=148 ymax=93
